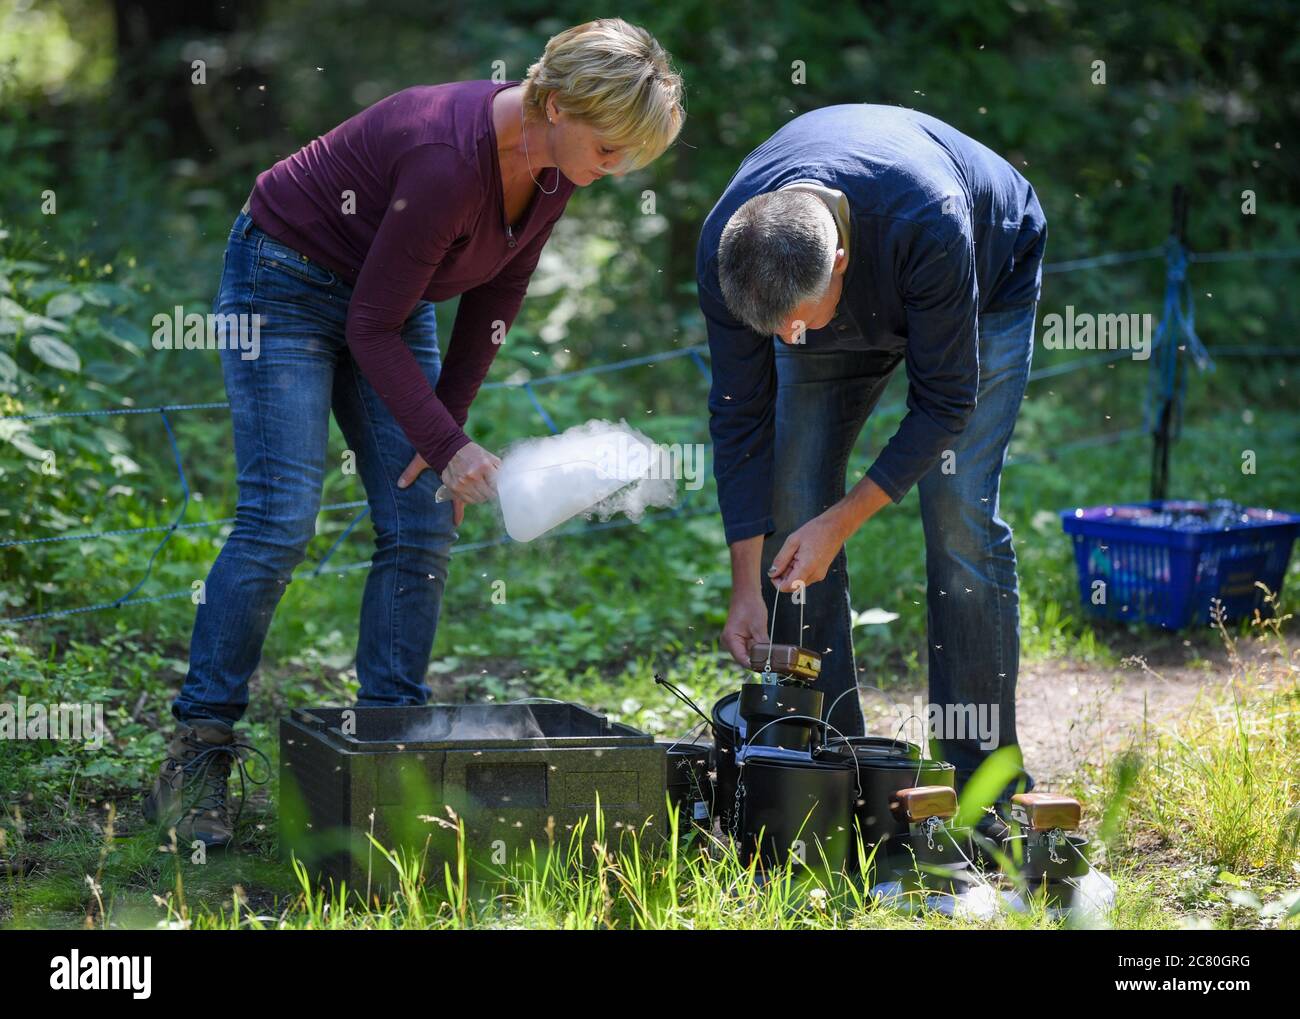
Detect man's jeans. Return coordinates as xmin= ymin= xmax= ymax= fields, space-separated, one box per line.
xmin=761 ymin=302 xmax=1037 ymax=797
xmin=172 ymin=211 xmax=457 ymax=724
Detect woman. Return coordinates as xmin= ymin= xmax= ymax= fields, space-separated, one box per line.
xmin=143 ymin=19 xmax=684 ymax=848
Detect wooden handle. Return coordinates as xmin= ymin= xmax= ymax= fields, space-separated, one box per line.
xmin=747 ymin=642 xmax=822 ymax=681
xmin=892 ymin=785 xmax=957 ymax=823
xmin=1011 ymin=792 xmax=1081 ymax=831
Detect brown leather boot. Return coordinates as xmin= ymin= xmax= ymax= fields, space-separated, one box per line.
xmin=142 ymin=719 xmax=267 ymax=849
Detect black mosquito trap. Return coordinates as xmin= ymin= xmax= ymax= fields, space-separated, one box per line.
xmin=658 ymin=736 xmax=715 ymax=835
xmin=716 ymin=590 xmax=861 ymax=874
xmin=815 ymin=736 xmax=956 ymax=871
xmin=666 ymin=578 xmax=1104 ymax=904
xmin=279 ymin=701 xmax=665 ymax=892
xmin=885 ymin=784 xmax=975 ymax=891
xmin=1006 ymin=792 xmax=1090 ymax=897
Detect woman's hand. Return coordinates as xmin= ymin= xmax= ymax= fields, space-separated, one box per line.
xmin=397 ymin=452 xmax=433 ymax=490
xmin=397 ymin=443 xmax=501 ymax=526
xmin=438 ymin=442 xmax=502 ymax=503
xmin=436 ymin=443 xmax=502 ymax=526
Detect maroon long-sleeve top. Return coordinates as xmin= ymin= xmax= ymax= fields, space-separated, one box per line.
xmin=249 ymin=79 xmax=575 ymax=472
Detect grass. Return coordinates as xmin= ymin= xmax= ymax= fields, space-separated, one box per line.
xmin=1146 ymin=688 xmax=1297 ymax=874
xmin=132 ymin=804 xmax=1186 ymax=931
xmin=2 ymin=597 xmax=1296 ymax=930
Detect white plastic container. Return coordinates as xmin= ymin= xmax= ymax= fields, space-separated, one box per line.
xmin=439 ymin=421 xmax=675 ymax=543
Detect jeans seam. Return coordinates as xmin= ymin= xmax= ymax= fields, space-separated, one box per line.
xmin=347 ymin=362 xmax=405 ymax=691
xmin=1000 ymin=308 xmax=1035 ymax=759
xmin=823 ymin=375 xmax=885 ymax=731
xmin=983 ymin=305 xmax=1034 ymax=764
xmin=187 ymin=238 xmax=263 ymax=717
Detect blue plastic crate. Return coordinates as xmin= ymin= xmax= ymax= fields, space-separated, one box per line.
xmin=1060 ymin=501 xmax=1300 ymax=629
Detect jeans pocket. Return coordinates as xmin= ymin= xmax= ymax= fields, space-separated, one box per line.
xmin=256 ymin=234 xmax=339 ymax=287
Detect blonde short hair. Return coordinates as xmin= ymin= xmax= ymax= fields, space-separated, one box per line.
xmin=521 ymin=18 xmax=684 ymax=172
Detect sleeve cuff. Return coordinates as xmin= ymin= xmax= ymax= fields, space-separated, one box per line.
xmin=722 ymin=515 xmax=775 ymax=546
xmin=424 ymin=430 xmax=473 ymax=476
xmin=865 ymin=462 xmax=906 ymax=504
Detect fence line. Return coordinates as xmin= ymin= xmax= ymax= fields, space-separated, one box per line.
xmin=3 ymin=242 xmax=1299 ymax=626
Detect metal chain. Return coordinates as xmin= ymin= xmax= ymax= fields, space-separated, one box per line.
xmin=730 ymin=772 xmax=744 ymax=843
xmin=921 ymin=815 xmax=944 ymax=852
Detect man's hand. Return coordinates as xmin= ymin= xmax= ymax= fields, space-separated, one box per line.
xmin=767 ymin=478 xmax=891 ymax=592
xmin=768 ymin=506 xmax=854 ymax=592
xmin=721 ymin=591 xmax=768 ymax=668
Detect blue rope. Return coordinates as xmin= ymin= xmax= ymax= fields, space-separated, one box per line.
xmin=312 ymin=507 xmax=371 ymax=576
xmin=1189 ymin=246 xmax=1300 ymax=264
xmin=6 ymin=401 xmax=231 ymax=424
xmin=522 ymin=382 xmax=559 ymax=434
xmin=492 ymin=344 xmax=708 ymax=389
xmin=0 ymin=501 xmax=368 ymax=550
xmin=1041 ymin=247 xmax=1163 ymax=275
xmin=109 ymin=410 xmax=190 ymax=608
xmin=4 ymin=239 xmax=1298 ymax=626
xmin=1145 ymin=238 xmax=1214 ymax=440
xmin=689 ymin=349 xmax=712 ymax=383
xmin=2 ymin=348 xmax=711 ymax=425
xmin=3 ymin=589 xmax=194 ymax=625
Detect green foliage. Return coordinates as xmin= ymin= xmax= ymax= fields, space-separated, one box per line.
xmin=2 ymin=0 xmax=1300 ymax=930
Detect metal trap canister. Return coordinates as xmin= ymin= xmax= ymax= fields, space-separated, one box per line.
xmin=279 ymin=703 xmax=665 ymax=892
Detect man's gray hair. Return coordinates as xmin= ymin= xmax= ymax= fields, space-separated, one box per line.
xmin=717 ymin=191 xmax=837 ymax=335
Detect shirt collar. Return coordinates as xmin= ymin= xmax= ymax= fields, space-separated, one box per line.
xmin=777 ymin=178 xmax=851 ymax=262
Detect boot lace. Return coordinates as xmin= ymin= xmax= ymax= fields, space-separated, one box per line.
xmin=179 ymin=734 xmax=272 ymax=834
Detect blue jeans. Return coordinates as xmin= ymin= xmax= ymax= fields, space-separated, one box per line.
xmin=763 ymin=303 xmax=1038 ymax=798
xmin=172 ymin=211 xmax=457 ymax=724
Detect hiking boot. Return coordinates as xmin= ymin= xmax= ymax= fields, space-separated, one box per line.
xmin=142 ymin=719 xmax=268 ymax=849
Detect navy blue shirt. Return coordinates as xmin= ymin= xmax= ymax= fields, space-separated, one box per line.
xmin=697 ymin=104 xmax=1047 ymax=544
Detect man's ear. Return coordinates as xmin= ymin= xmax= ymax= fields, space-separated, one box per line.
xmin=832 ymin=248 xmax=849 ymax=276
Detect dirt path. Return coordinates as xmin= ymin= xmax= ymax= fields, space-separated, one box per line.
xmin=857 ymin=639 xmax=1280 ymax=787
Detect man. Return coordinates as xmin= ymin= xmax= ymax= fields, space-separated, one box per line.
xmin=697 ymin=102 xmax=1046 ymax=825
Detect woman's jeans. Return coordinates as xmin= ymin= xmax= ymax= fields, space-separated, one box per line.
xmin=762 ymin=303 xmax=1038 ymax=798
xmin=172 ymin=211 xmax=457 ymax=724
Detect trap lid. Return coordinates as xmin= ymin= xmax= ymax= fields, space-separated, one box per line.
xmin=290 ymin=702 xmax=654 ymax=752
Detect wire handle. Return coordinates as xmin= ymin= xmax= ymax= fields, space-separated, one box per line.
xmin=758 ymin=584 xmax=809 ymax=680
xmin=762 ymin=588 xmax=780 ymax=676
xmin=739 ymin=713 xmax=862 ymax=799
